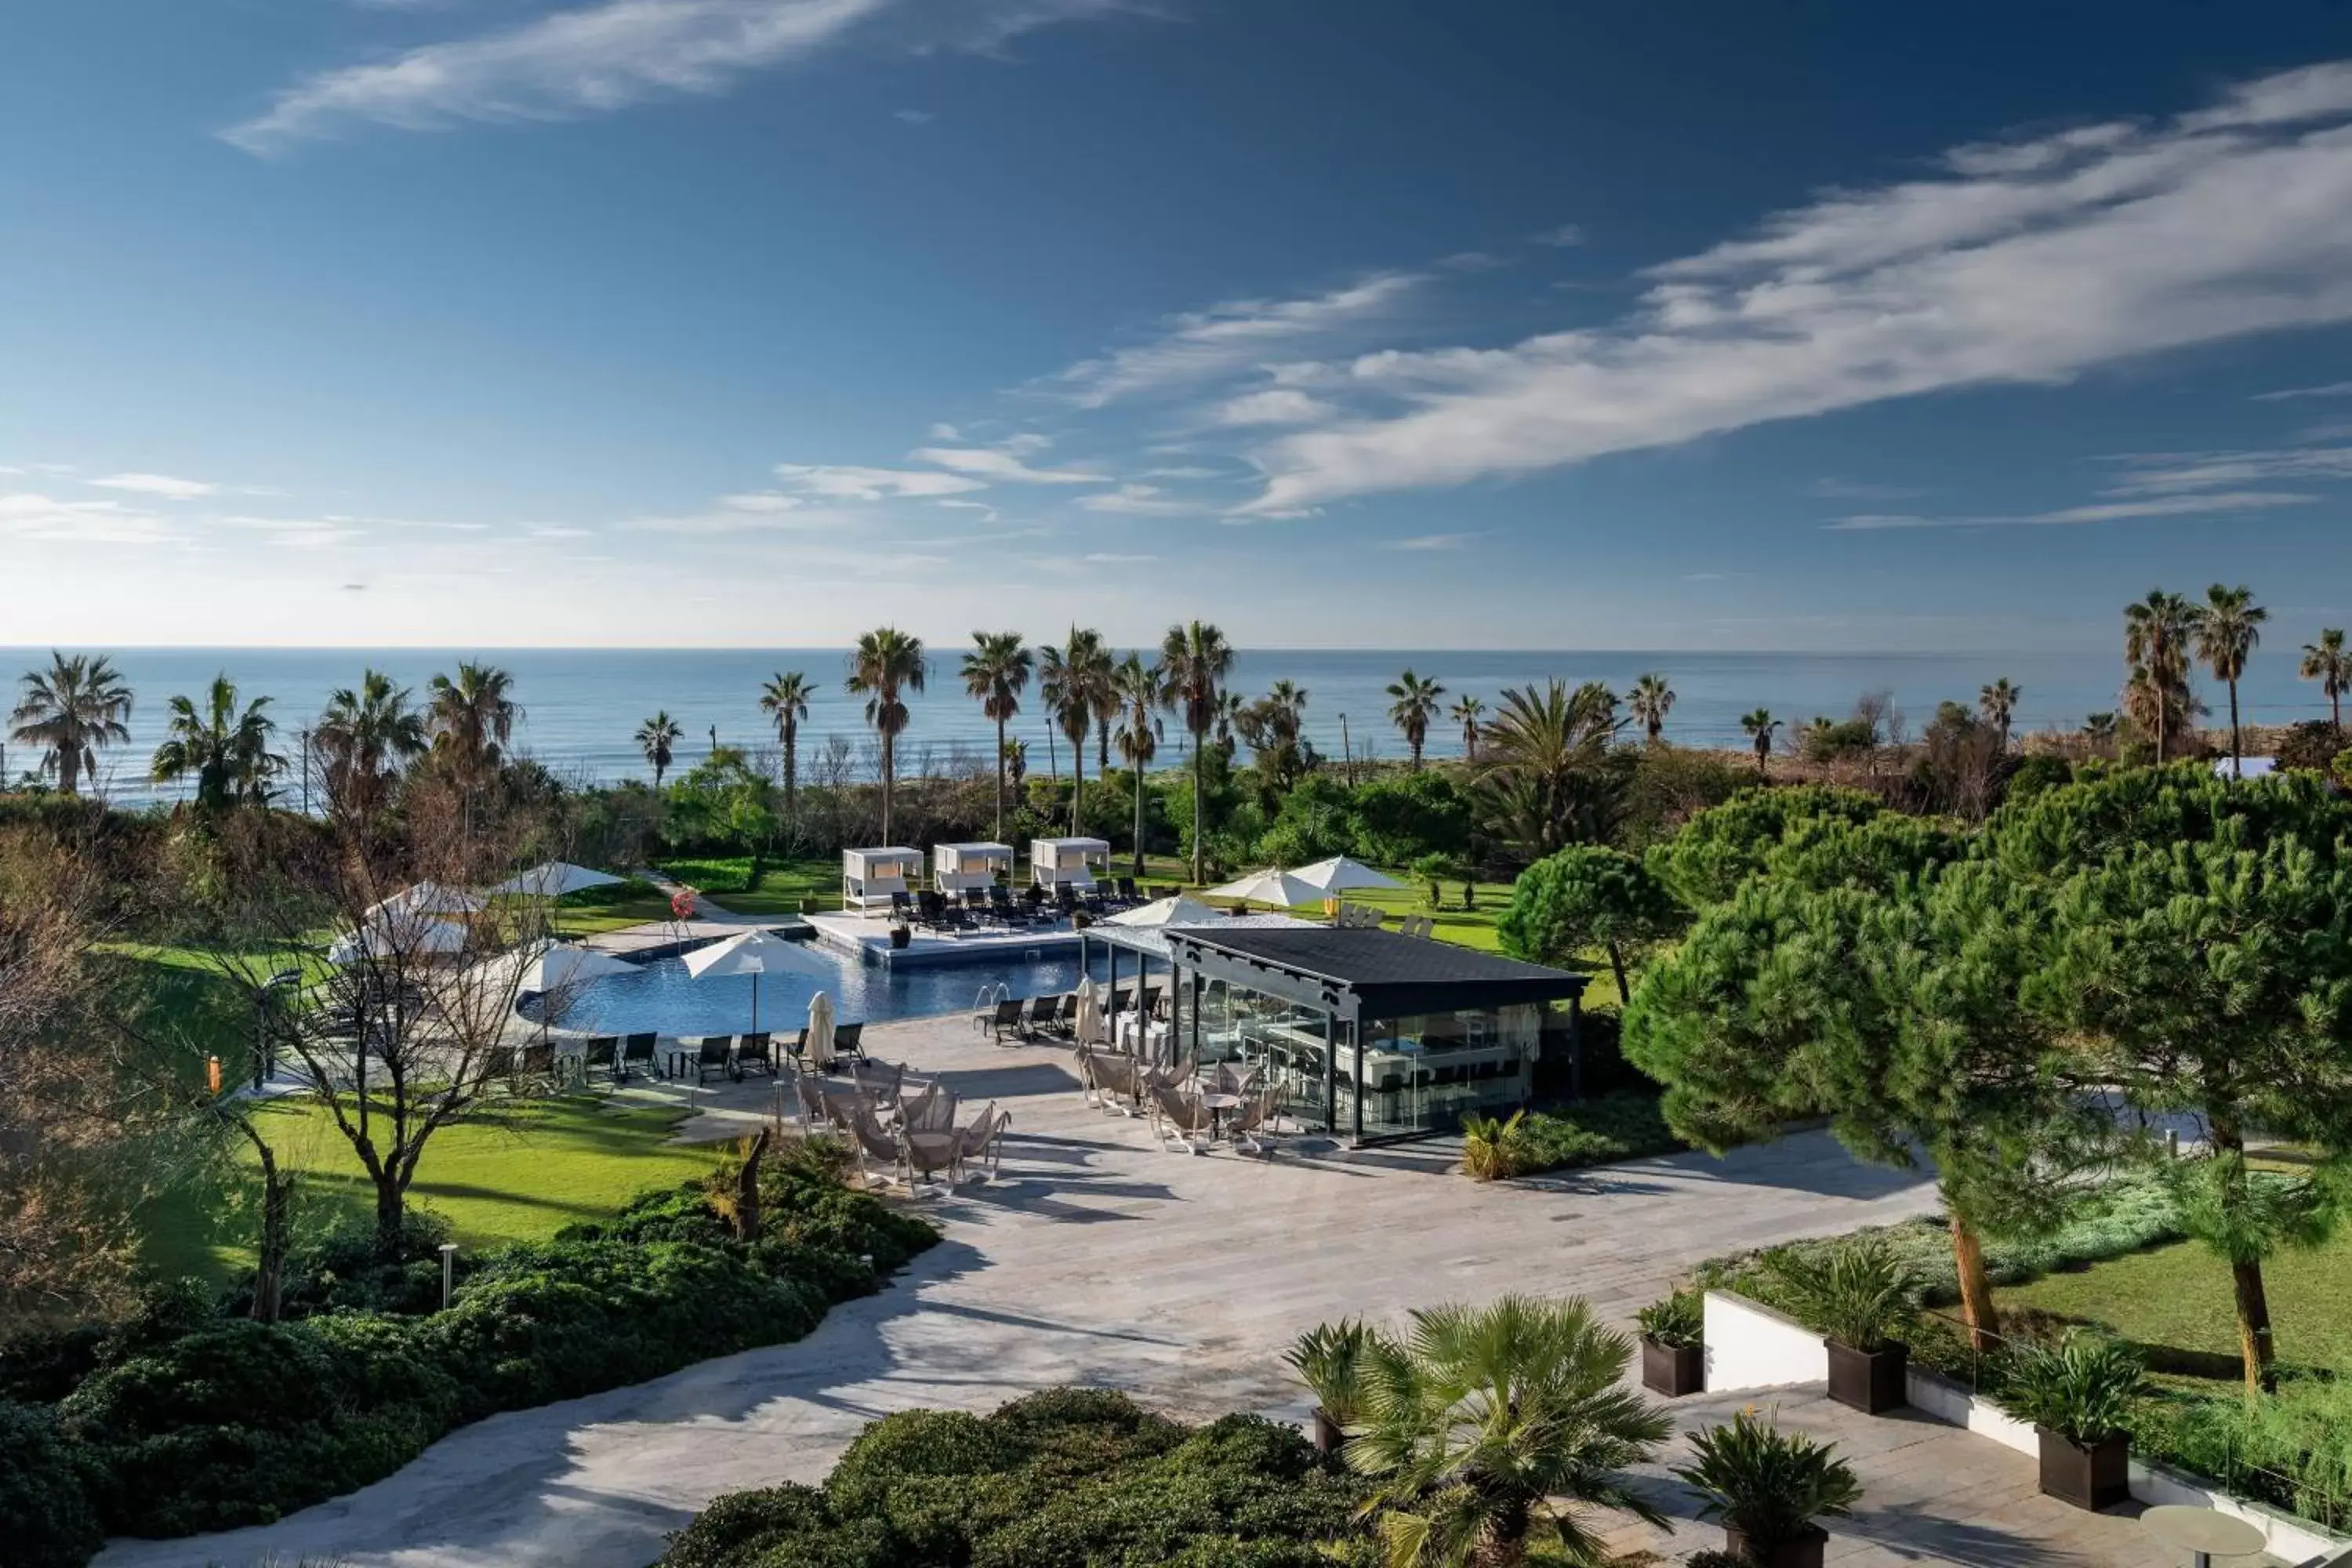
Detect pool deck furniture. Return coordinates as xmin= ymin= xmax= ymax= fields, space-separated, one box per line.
xmin=933 ymin=841 xmax=1014 ymax=897
xmin=1029 ymin=836 xmax=1111 ymax=892
xmin=842 ymin=847 xmax=925 ymax=916
xmin=2141 ymin=1507 xmax=2269 ymax=1568
xmin=803 ymin=909 xmax=1083 ymax=969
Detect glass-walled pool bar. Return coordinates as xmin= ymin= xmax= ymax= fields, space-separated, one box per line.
xmin=1161 ymin=927 xmax=1589 ymax=1147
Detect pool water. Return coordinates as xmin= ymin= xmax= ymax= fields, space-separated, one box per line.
xmin=524 ymin=946 xmax=1143 ymax=1036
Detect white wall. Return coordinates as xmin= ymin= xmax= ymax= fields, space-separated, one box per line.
xmin=1703 ymin=1290 xmax=1824 ymax=1392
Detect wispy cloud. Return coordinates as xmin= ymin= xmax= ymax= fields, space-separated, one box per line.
xmin=1082 ymin=550 xmax=1158 ymax=563
xmin=1048 ymin=272 xmax=1421 ymax=408
xmin=1076 ymin=482 xmax=1209 ymax=516
xmin=1240 ymin=61 xmax=2352 ymax=514
xmin=1210 ymin=388 xmax=1339 ymax=427
xmin=1 ymin=492 xmax=178 ymax=546
xmin=892 ymin=107 xmax=935 ymax=125
xmin=2252 ymin=379 xmax=2352 ymax=401
xmin=1824 ymin=490 xmax=2319 ymax=530
xmin=1809 ymin=476 xmax=1923 ymax=501
xmin=1383 ymin=531 xmax=1483 ymax=550
xmin=2099 ymin=444 xmax=2352 ymax=494
xmin=774 ymin=462 xmax=986 ymax=499
xmin=222 ymin=0 xmax=1144 ymax=154
xmin=906 ymin=445 xmax=1103 ymax=483
xmin=1532 ymin=223 xmax=1585 ymax=247
xmin=89 ymin=471 xmax=220 ymax=499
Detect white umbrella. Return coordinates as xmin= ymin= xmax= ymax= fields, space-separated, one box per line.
xmin=518 ymin=942 xmax=635 ymax=992
xmin=490 ymin=861 xmax=625 ymax=899
xmin=365 ymin=881 xmax=485 ymax=923
xmin=1290 ymin=855 xmax=1403 ymax=894
xmin=1104 ymin=894 xmax=1221 ymax=928
xmin=807 ymin=989 xmax=837 ymax=1069
xmin=1205 ymin=868 xmax=1324 ymax=908
xmin=1073 ymin=974 xmax=1103 ymax=1046
xmin=683 ymin=928 xmax=833 ymax=1032
xmin=328 ymin=913 xmax=466 ymax=966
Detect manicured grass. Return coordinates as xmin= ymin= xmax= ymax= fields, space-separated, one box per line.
xmin=1998 ymin=1228 xmax=2352 ymax=1380
xmin=143 ymin=1094 xmax=727 ymax=1287
xmin=655 ymin=855 xmax=841 ymax=916
xmin=553 ymin=877 xmax=681 ymax=933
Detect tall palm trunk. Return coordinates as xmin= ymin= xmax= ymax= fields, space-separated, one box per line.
xmin=1191 ymin=724 xmax=1206 ymax=884
xmin=1069 ymin=739 xmax=1086 ymax=836
xmin=880 ymin=731 xmax=895 ymax=844
xmin=2228 ymin=677 xmax=2243 ymax=778
xmin=57 ymin=746 xmax=79 ymax=796
xmin=993 ymin=714 xmax=1008 ymax=841
xmin=1133 ymin=768 xmax=1147 ymax=877
xmin=783 ymin=721 xmax=798 ymax=832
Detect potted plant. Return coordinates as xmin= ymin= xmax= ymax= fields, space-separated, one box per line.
xmin=1673 ymin=1407 xmax=1862 ymax=1568
xmin=1637 ymin=1288 xmax=1705 ymax=1396
xmin=1283 ymin=1317 xmax=1376 ymax=1456
xmin=1768 ymin=1240 xmax=1915 ymax=1414
xmin=1995 ymin=1332 xmax=2143 ymax=1511
xmin=888 ymin=923 xmax=912 ymax=950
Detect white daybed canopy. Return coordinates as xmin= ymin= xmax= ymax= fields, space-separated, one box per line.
xmin=1030 ymin=836 xmax=1112 ymax=889
xmin=934 ymin=841 xmax=1014 ymax=892
xmin=841 ymin=846 xmax=924 ymax=916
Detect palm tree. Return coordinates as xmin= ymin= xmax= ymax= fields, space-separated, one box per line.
xmin=2300 ymin=628 xmax=2351 ymax=733
xmin=1156 ymin=621 xmax=1234 ymax=884
xmin=1628 ymin=673 xmax=1674 ymax=745
xmin=636 ymin=712 xmax=683 ymax=787
xmin=2082 ymin=711 xmax=2119 ymax=756
xmin=1385 ymin=670 xmax=1446 ymax=771
xmin=426 ymin=661 xmax=521 ymax=791
xmin=316 ymin=670 xmax=429 ymax=819
xmin=1475 ymin=681 xmax=1624 ymax=858
xmin=1450 ymin=695 xmax=1484 ymax=762
xmin=2125 ymin=588 xmax=2200 ymax=762
xmin=960 ymin=633 xmax=1031 ymax=843
xmin=151 ymin=674 xmax=281 ymax=810
xmin=1341 ymin=1295 xmax=1670 ymax=1568
xmin=1740 ymin=707 xmax=1779 ymax=775
xmin=845 ymin=626 xmax=927 ymax=844
xmin=1040 ymin=628 xmax=1112 ymax=835
xmin=1112 ymin=654 xmax=1163 ymax=877
xmin=1002 ymin=736 xmax=1028 ymax=791
xmin=2197 ymin=584 xmax=2267 ymax=778
xmin=1211 ymin=689 xmax=1244 ymax=757
xmin=10 ymin=652 xmax=132 ymax=796
xmin=759 ymin=670 xmax=814 ymax=830
xmin=1978 ymin=677 xmax=2020 ymax=750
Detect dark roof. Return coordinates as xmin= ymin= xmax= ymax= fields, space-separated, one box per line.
xmin=1168 ymin=926 xmax=1588 ymax=1015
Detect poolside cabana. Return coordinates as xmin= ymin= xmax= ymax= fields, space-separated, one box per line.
xmin=1163 ymin=927 xmax=1588 ymax=1147
xmin=841 ymin=847 xmax=924 ymax=916
xmin=933 ymin=841 xmax=1014 ymax=894
xmin=1029 ymin=836 xmax=1111 ymax=890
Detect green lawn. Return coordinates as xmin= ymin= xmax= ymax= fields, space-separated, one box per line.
xmin=144 ymin=1094 xmax=728 ymax=1286
xmin=554 ymin=877 xmax=685 ymax=933
xmin=655 ymin=855 xmax=841 ymax=916
xmin=1998 ymin=1228 xmax=2352 ymax=1381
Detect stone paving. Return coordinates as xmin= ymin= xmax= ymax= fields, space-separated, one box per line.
xmin=97 ymin=1015 xmax=2234 ymax=1568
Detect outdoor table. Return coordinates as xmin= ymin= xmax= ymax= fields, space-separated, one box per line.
xmin=1200 ymin=1090 xmax=1243 ymax=1138
xmin=2141 ymin=1504 xmax=2267 ymax=1568
xmin=666 ymin=1047 xmax=691 ymax=1080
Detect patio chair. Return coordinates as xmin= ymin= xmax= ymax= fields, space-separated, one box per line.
xmin=736 ymin=1032 xmax=775 ymax=1077
xmin=1054 ymin=885 xmax=1080 ymax=917
xmin=793 ymin=1070 xmax=830 ymax=1131
xmin=848 ymin=1105 xmax=909 ymax=1190
xmin=1227 ymin=1083 xmax=1286 ymax=1156
xmin=988 ymin=996 xmax=1025 ymax=1044
xmin=889 ymin=889 xmax=915 ymax=923
xmin=692 ymin=1036 xmax=736 ymax=1084
xmin=954 ymin=1102 xmax=1010 ymax=1184
xmin=1088 ymin=1051 xmax=1139 ymax=1114
xmin=579 ymin=1036 xmax=619 ymax=1084
xmin=1018 ymin=993 xmax=1058 ymax=1040
xmin=1055 ymin=992 xmax=1081 ymax=1033
xmin=1142 ymin=985 xmax=1164 ymax=1019
xmin=850 ymin=1055 xmax=902 ymax=1107
xmin=620 ymin=1033 xmax=660 ymax=1080
xmin=1108 ymin=987 xmax=1131 ymax=1017
xmin=1147 ymin=1080 xmax=1213 ymax=1154
xmin=832 ymin=1021 xmax=866 ymax=1060
xmin=989 ymin=884 xmax=1022 ymax=924
xmin=902 ymin=1083 xmax=960 ymax=1134
xmin=1212 ymin=1060 xmax=1261 ymax=1098
xmin=785 ymin=1025 xmax=809 ymax=1068
xmin=1116 ymin=875 xmax=1139 ymax=903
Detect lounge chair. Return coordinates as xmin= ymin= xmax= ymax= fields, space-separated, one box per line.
xmin=1090 ymin=1051 xmax=1142 ymax=1115
xmin=901 ymin=1083 xmax=960 ymax=1134
xmin=1147 ymin=1080 xmax=1213 ymax=1154
xmin=785 ymin=1025 xmax=808 ymax=1068
xmin=848 ymin=1105 xmax=909 ymax=1189
xmin=793 ymin=1071 xmax=830 ymax=1131
xmin=579 ymin=1035 xmax=619 ymax=1084
xmin=832 ymin=1021 xmax=866 ymax=1060
xmin=989 ymin=884 xmax=1022 ymax=924
xmin=1055 ymin=993 xmax=1081 ymax=1034
xmin=1116 ymin=876 xmax=1139 ymax=903
xmin=692 ymin=1036 xmax=735 ymax=1084
xmin=955 ymin=1102 xmax=1010 ymax=1184
xmin=850 ymin=1055 xmax=902 ymax=1107
xmin=1227 ymin=1083 xmax=1285 ymax=1156
xmin=987 ymin=996 xmax=1025 ymax=1044
xmin=736 ymin=1032 xmax=775 ymax=1077
xmin=620 ymin=1033 xmax=660 ymax=1080
xmin=890 ymin=889 xmax=915 ymax=924
xmin=1017 ymin=993 xmax=1058 ymax=1040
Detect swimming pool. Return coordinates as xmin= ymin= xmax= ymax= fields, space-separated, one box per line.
xmin=522 ymin=945 xmax=1139 ymax=1036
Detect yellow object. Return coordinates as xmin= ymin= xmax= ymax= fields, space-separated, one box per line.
xmin=206 ymin=1054 xmax=222 ymax=1094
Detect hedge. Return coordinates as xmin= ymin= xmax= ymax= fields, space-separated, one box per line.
xmin=657 ymin=1388 xmax=1377 ymax=1568
xmin=17 ymin=1142 xmax=936 ymax=1559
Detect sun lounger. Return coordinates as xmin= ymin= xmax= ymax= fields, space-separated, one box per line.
xmin=620 ymin=1033 xmax=659 ymax=1080
xmin=831 ymin=1022 xmax=866 ymax=1060
xmin=579 ymin=1036 xmax=619 ymax=1084
xmin=736 ymin=1032 xmax=774 ymax=1077
xmin=988 ymin=996 xmax=1025 ymax=1044
xmin=1018 ymin=993 xmax=1058 ymax=1040
xmin=692 ymin=1036 xmax=735 ymax=1084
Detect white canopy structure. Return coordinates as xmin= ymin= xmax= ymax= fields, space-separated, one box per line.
xmin=514 ymin=941 xmax=636 ymax=993
xmin=933 ymin=841 xmax=1013 ymax=894
xmin=682 ymin=928 xmax=834 ymax=1030
xmin=328 ymin=910 xmax=468 ymax=966
xmin=842 ymin=847 xmax=924 ymax=916
xmin=1205 ymin=867 xmax=1325 ymax=909
xmin=1291 ymin=855 xmax=1403 ymax=894
xmin=365 ymin=881 xmax=485 ymax=924
xmin=1031 ymin=836 xmax=1111 ymax=889
xmin=489 ymin=862 xmax=624 ymax=899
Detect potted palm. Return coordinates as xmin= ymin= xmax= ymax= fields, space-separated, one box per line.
xmin=888 ymin=922 xmax=912 ymax=950
xmin=1769 ymin=1240 xmax=1915 ymax=1414
xmin=1283 ymin=1318 xmax=1374 ymax=1456
xmin=1637 ymin=1289 xmax=1705 ymax=1396
xmin=1995 ymin=1333 xmax=2143 ymax=1511
xmin=1674 ymin=1407 xmax=1862 ymax=1568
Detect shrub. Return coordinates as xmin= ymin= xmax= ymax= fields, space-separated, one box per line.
xmin=2004 ymin=754 xmax=2073 ymax=802
xmin=1283 ymin=1319 xmax=1377 ymax=1425
xmin=1461 ymin=1110 xmax=1530 ymax=1181
xmin=224 ymin=1207 xmax=462 ymax=1319
xmin=2272 ymin=720 xmax=2346 ymax=772
xmin=1767 ymin=1238 xmax=1915 ymax=1352
xmin=1673 ymin=1408 xmax=1861 ymax=1554
xmin=0 ymin=1400 xmax=103 ymax=1568
xmin=1637 ymin=1290 xmax=1704 ymax=1350
xmin=1996 ymin=1333 xmax=2143 ymax=1443
xmin=1508 ymin=1092 xmax=1679 ymax=1174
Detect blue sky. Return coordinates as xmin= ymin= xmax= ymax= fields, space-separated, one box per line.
xmin=5 ymin=1 xmax=2352 ymax=651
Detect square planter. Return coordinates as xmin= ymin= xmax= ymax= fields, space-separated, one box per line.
xmin=1824 ymin=1339 xmax=1907 ymax=1414
xmin=1641 ymin=1336 xmax=1704 ymax=1396
xmin=1724 ymin=1523 xmax=1827 ymax=1568
xmin=2037 ymin=1428 xmax=2130 ymax=1512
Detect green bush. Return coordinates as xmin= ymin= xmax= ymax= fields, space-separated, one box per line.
xmin=1638 ymin=1290 xmax=1704 ymax=1351
xmin=2136 ymin=1370 xmax=2352 ymax=1530
xmin=0 ymin=1400 xmax=104 ymax=1568
xmin=1507 ymin=1092 xmax=1680 ymax=1174
xmin=1996 ymin=1332 xmax=2143 ymax=1443
xmin=658 ymin=1391 xmax=1371 ymax=1568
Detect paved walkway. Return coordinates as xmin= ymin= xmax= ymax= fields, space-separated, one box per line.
xmin=98 ymin=1018 xmax=2191 ymax=1568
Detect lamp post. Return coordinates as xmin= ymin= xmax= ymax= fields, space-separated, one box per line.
xmin=256 ymin=968 xmax=303 ymax=1090
xmin=439 ymin=1242 xmax=459 ymax=1308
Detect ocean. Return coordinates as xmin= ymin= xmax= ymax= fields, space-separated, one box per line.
xmin=3 ymin=645 xmax=2327 ymax=808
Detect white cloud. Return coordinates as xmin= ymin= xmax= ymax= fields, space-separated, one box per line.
xmin=0 ymin=492 xmax=178 ymax=546
xmin=1076 ymin=482 xmax=1208 ymax=517
xmin=906 ymin=445 xmax=1102 ymax=483
xmin=2099 ymin=444 xmax=2352 ymax=493
xmin=773 ymin=462 xmax=986 ymax=499
xmin=1809 ymin=477 xmax=1922 ymax=500
xmin=89 ymin=471 xmax=219 ymax=499
xmin=1050 ymin=272 xmax=1421 ymax=407
xmin=1082 ymin=551 xmax=1158 ymax=563
xmin=718 ymin=491 xmax=804 ymax=512
xmin=893 ymin=107 xmax=935 ymax=125
xmin=1210 ymin=388 xmax=1340 ymax=427
xmin=1384 ymin=531 xmax=1482 ymax=550
xmin=927 ymin=423 xmax=961 ymax=440
xmin=1824 ymin=490 xmax=2319 ymax=530
xmin=222 ymin=0 xmax=1141 ymax=154
xmin=1533 ymin=224 xmax=1585 ymax=246
xmin=2252 ymin=379 xmax=2352 ymax=401
xmin=1241 ymin=63 xmax=2352 ymax=513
